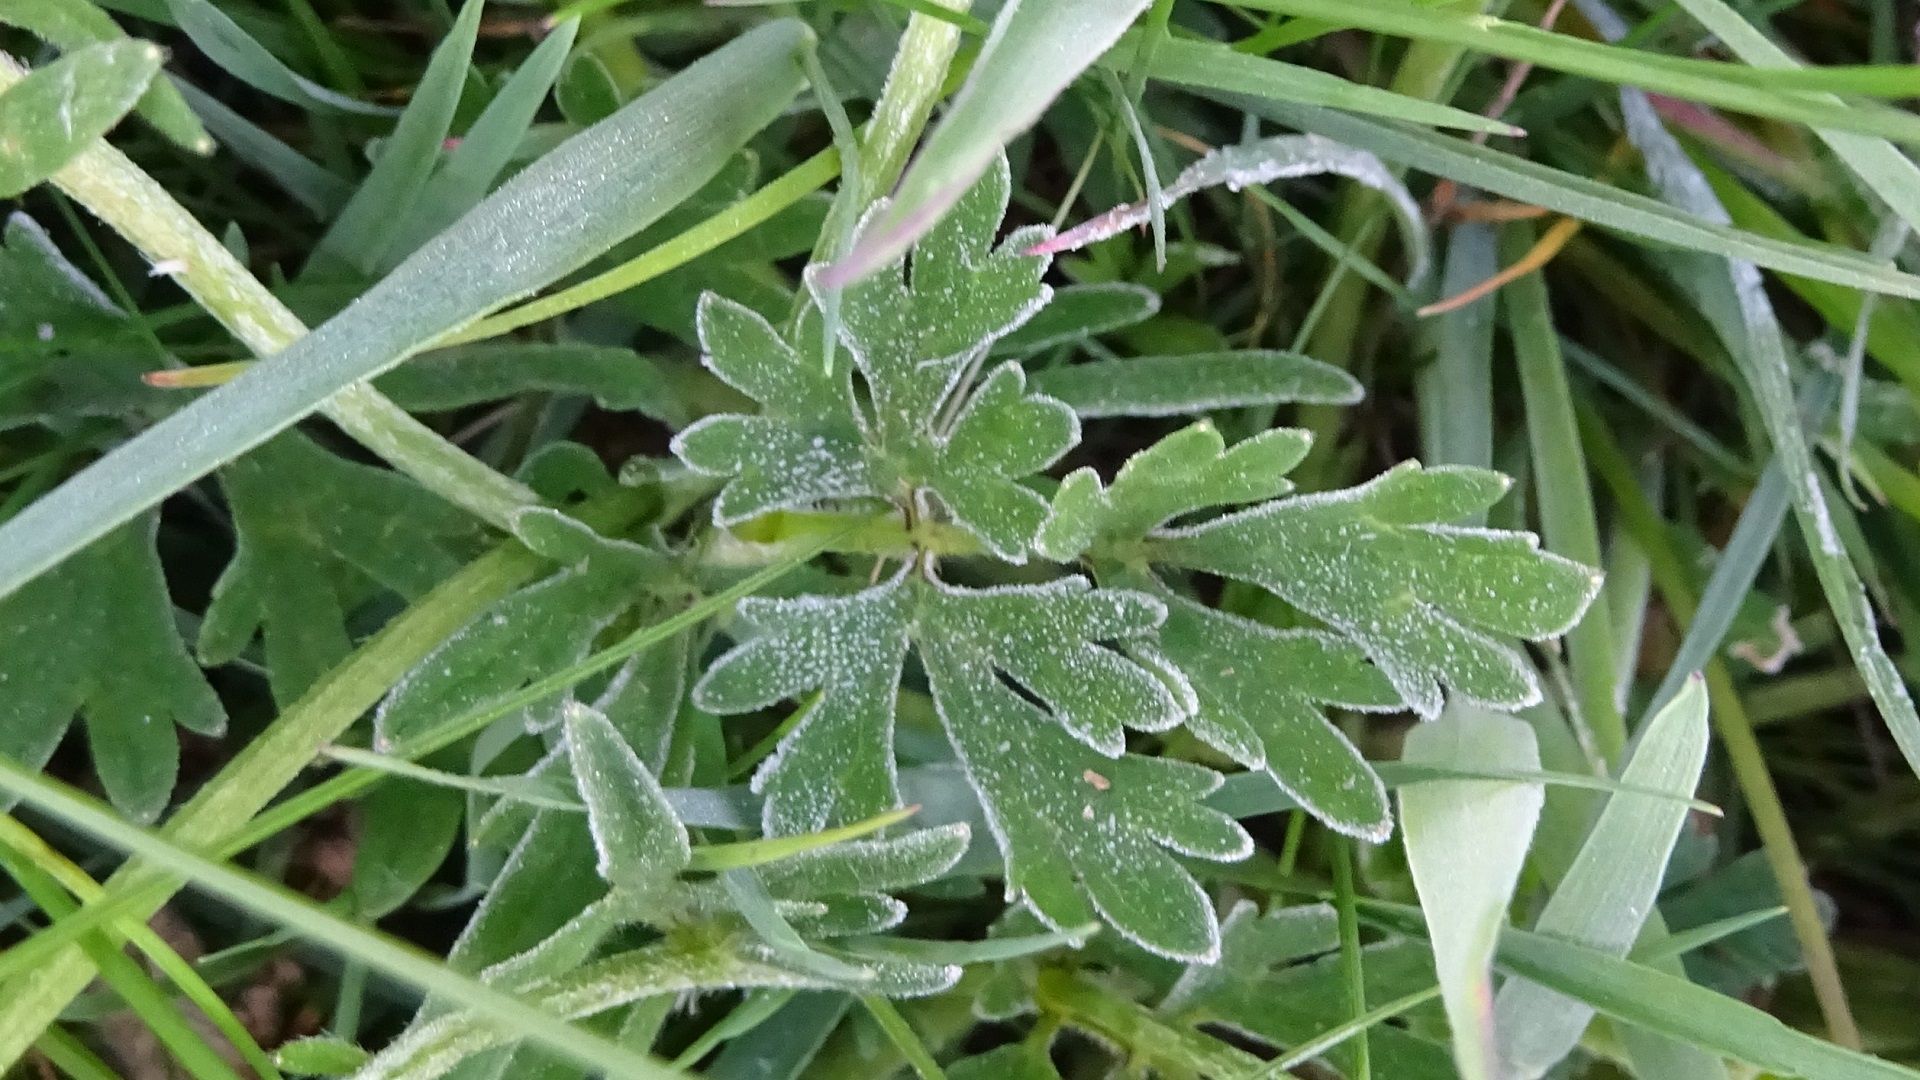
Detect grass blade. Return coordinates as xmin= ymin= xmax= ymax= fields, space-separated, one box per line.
xmin=824 ymin=0 xmax=1150 ymax=286
xmin=174 ymin=79 xmax=351 ymax=218
xmin=1135 ymin=33 xmax=1519 ymax=136
xmin=0 ymin=20 xmax=810 ymax=601
xmin=312 ymin=0 xmax=483 ymax=274
xmin=162 ymin=0 xmax=392 ymax=115
xmin=1399 ymin=703 xmax=1543 ymax=1080
xmin=1493 ymin=677 xmax=1710 ymax=1076
xmin=1229 ymin=97 xmax=1920 ymax=300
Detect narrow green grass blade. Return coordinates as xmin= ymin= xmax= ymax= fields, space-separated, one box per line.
xmin=0 ymin=41 xmax=159 ymax=198
xmin=314 ymin=0 xmax=483 ymax=274
xmin=1137 ymin=33 xmax=1520 ymax=136
xmin=824 ymin=0 xmax=1150 ymax=286
xmin=383 ymin=16 xmax=581 ymax=264
xmin=162 ymin=0 xmax=392 ymax=115
xmin=1609 ymin=80 xmax=1920 ymax=784
xmin=1493 ymin=678 xmax=1710 ymax=1076
xmin=174 ymin=79 xmax=351 ymax=218
xmin=1503 ymin=224 xmax=1624 ymax=759
xmin=1399 ymin=703 xmax=1542 ymax=1080
xmin=1418 ymin=224 xmax=1496 ymax=476
xmin=0 ymin=758 xmax=680 ymax=1080
xmin=1233 ymin=0 xmax=1920 ymax=143
xmin=1234 ymin=98 xmax=1920 ymax=300
xmin=0 ymin=0 xmax=211 ymax=153
xmin=0 ymin=21 xmax=810 ymax=601
xmin=1608 ymin=0 xmax=1920 ymax=237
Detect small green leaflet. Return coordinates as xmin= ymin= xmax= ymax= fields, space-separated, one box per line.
xmin=0 ymin=40 xmax=160 ymax=198
xmin=1152 ymin=462 xmax=1601 ymax=717
xmin=199 ymin=434 xmax=483 ymax=705
xmin=0 ymin=0 xmax=212 ymax=153
xmin=0 ymin=515 xmax=223 ymax=822
xmin=565 ymin=701 xmax=690 ymax=897
xmin=696 ymin=570 xmax=1244 ymax=960
xmin=674 ymin=156 xmax=1075 ymax=562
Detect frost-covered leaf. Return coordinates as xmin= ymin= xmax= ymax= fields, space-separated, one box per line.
xmin=375 ymin=513 xmax=668 ymax=747
xmin=674 ymin=157 xmax=1074 ymax=561
xmin=1153 ymin=462 xmax=1602 ymax=717
xmin=992 ymin=282 xmax=1160 ymax=356
xmin=699 ymin=571 xmax=1241 ymax=958
xmin=1028 ymin=350 xmax=1360 ymax=418
xmin=0 ymin=212 xmax=165 ymax=430
xmin=1036 ymin=423 xmax=1310 ymax=561
xmin=1154 ymin=594 xmax=1398 ymax=840
xmin=0 ymin=515 xmax=223 ymax=821
xmin=564 ymin=701 xmax=690 ymax=897
xmin=696 ymin=574 xmax=916 ymax=835
xmin=1035 ymin=133 xmax=1431 ymax=286
xmin=199 ymin=434 xmax=483 ymax=704
xmin=0 ymin=40 xmax=160 ymax=197
xmin=376 ymin=343 xmax=690 ymax=426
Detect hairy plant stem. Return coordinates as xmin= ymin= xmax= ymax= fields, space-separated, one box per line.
xmin=1579 ymin=404 xmax=1860 ymax=1047
xmin=0 ymin=52 xmax=537 ymax=530
xmin=0 ymin=490 xmax=651 ymax=1068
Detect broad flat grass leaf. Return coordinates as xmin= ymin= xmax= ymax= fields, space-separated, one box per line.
xmin=677 ymin=157 xmax=1075 ymax=560
xmin=1152 ymin=462 xmax=1602 ymax=717
xmin=1154 ymin=594 xmax=1398 ymax=840
xmin=1400 ymin=703 xmax=1544 ymax=1080
xmin=0 ymin=21 xmax=810 ymax=600
xmin=1028 ymin=350 xmax=1361 ymax=418
xmin=198 ymin=434 xmax=483 ymax=704
xmin=825 ymin=0 xmax=1152 ymax=286
xmin=1494 ymin=677 xmax=1710 ymax=1076
xmin=564 ymin=701 xmax=690 ymax=897
xmin=1039 ymin=423 xmax=1310 ymax=561
xmin=0 ymin=40 xmax=160 ymax=197
xmin=0 ymin=514 xmax=223 ymax=822
xmin=0 ymin=0 xmax=210 ymax=153
xmin=376 ymin=343 xmax=689 ymax=426
xmin=374 ymin=515 xmax=667 ymax=747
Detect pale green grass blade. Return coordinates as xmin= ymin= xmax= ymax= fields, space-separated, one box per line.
xmin=0 ymin=41 xmax=159 ymax=198
xmin=0 ymin=758 xmax=680 ymax=1080
xmin=1399 ymin=703 xmax=1543 ymax=1080
xmin=0 ymin=0 xmax=211 ymax=153
xmin=313 ymin=0 xmax=483 ymax=274
xmin=1228 ymin=97 xmax=1920 ymax=299
xmin=824 ymin=0 xmax=1150 ymax=286
xmin=0 ymin=21 xmax=811 ymax=601
xmin=1138 ymin=34 xmax=1521 ymax=135
xmin=1494 ymin=678 xmax=1710 ymax=1077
